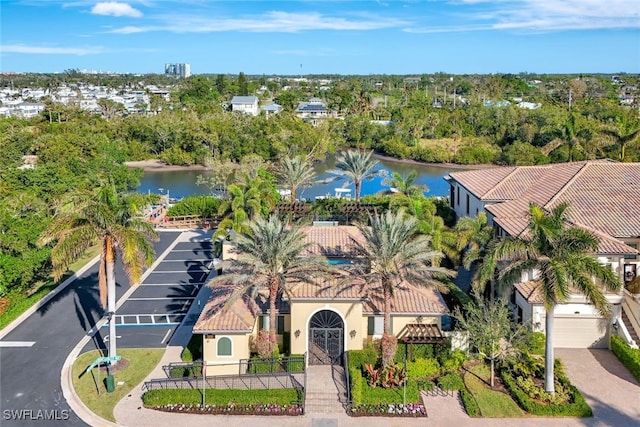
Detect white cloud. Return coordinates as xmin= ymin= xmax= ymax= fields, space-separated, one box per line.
xmin=1 ymin=44 xmax=103 ymax=55
xmin=91 ymin=2 xmax=143 ymax=18
xmin=109 ymin=11 xmax=407 ymax=34
xmin=407 ymin=0 xmax=640 ymax=33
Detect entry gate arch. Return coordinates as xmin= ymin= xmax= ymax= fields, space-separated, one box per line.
xmin=308 ymin=309 xmax=344 ymax=365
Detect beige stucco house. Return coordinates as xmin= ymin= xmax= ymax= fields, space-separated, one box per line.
xmin=446 ymin=160 xmax=640 ymax=348
xmin=192 ymin=225 xmax=450 ymax=375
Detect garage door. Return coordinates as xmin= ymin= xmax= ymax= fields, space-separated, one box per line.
xmin=548 ymin=316 xmax=610 ymax=349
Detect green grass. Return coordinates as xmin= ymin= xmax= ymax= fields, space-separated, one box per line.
xmin=464 ymin=363 xmax=524 ymax=418
xmin=73 ymin=348 xmax=164 ymax=422
xmin=142 ymin=388 xmax=301 ymax=406
xmin=0 ymin=246 xmax=100 ymax=330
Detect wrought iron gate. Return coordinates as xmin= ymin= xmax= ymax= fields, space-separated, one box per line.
xmin=309 ymin=310 xmax=343 ymax=365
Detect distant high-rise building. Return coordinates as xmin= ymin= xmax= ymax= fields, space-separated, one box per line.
xmin=164 ymin=63 xmax=191 ymax=78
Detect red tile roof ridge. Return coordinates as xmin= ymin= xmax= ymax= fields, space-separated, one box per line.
xmin=542 ymin=161 xmax=591 ymax=211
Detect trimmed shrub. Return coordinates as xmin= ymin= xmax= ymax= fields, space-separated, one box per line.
xmin=611 ymin=335 xmax=640 ymax=381
xmin=406 ymin=358 xmax=440 ymax=380
xmin=500 ymin=369 xmax=592 ymax=417
xmin=248 ymin=356 xmax=282 ymax=374
xmin=350 ymin=366 xmax=364 ymax=406
xmin=349 ymin=346 xmax=378 ymax=371
xmin=284 ymin=354 xmax=305 ymax=373
xmin=440 ymin=350 xmax=467 ymax=373
xmin=142 ymin=388 xmax=299 ymax=406
xmin=437 ymin=373 xmax=465 ymax=391
xmin=460 ymin=389 xmax=480 ymax=417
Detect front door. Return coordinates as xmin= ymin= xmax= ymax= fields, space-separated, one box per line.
xmin=308 ymin=310 xmax=344 ymax=365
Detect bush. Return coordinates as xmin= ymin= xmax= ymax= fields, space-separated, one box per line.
xmin=611 ymin=335 xmax=640 ymax=381
xmin=437 ymin=373 xmax=465 ymax=391
xmin=349 ymin=366 xmax=364 ymax=406
xmin=349 ymin=346 xmax=378 ymax=371
xmin=166 ymin=195 xmax=221 ymax=218
xmin=526 ymin=332 xmax=546 ymax=356
xmin=248 ymin=356 xmax=282 ymax=374
xmin=181 ymin=335 xmax=202 ymax=362
xmin=460 ymin=389 xmax=480 ymax=417
xmin=142 ymin=388 xmax=300 ymax=406
xmin=360 ymin=380 xmax=420 ymax=404
xmin=406 ymin=358 xmax=440 ymax=380
xmin=284 ymin=354 xmax=305 ymax=373
xmin=440 ymin=350 xmax=467 ymax=373
xmin=500 ymin=369 xmax=592 ymax=417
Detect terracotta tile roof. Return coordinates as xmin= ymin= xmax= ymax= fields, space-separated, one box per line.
xmin=300 ymin=225 xmax=366 ymax=257
xmin=359 ymin=282 xmax=449 ymax=315
xmin=515 ymin=281 xmax=544 ymax=304
xmin=448 ymin=167 xmax=516 ymax=198
xmin=479 ymin=161 xmax=640 ymax=255
xmin=193 ymin=284 xmax=257 ymax=333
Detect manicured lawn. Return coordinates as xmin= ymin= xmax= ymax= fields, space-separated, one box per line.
xmin=73 ymin=348 xmax=164 ymax=422
xmin=464 ymin=363 xmax=524 ymax=418
xmin=0 ymin=246 xmax=100 ymax=330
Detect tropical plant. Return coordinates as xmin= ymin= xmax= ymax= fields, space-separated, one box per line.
xmin=330 ymin=150 xmax=384 ymax=202
xmin=38 ymin=180 xmax=158 ymax=363
xmin=349 ymin=209 xmax=456 ymax=365
xmin=455 ymin=294 xmax=530 ymax=388
xmin=601 ymin=111 xmax=640 ymax=161
xmin=541 ymin=113 xmax=590 ymax=162
xmin=208 ymin=215 xmax=334 ymax=345
xmin=276 ymin=155 xmax=317 ymax=203
xmin=455 ymin=212 xmax=494 ymax=269
xmin=215 ymin=173 xmax=277 ymax=238
xmin=382 ymin=170 xmax=428 ymax=198
xmin=472 ymin=202 xmax=622 ymax=393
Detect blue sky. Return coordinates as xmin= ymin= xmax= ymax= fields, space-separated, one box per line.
xmin=1 ymin=0 xmax=639 ymax=75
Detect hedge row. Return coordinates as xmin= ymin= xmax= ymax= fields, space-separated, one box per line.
xmin=611 ymin=335 xmax=640 ymax=381
xmin=142 ymin=388 xmax=300 ymax=406
xmin=500 ymin=370 xmax=592 ymax=417
xmin=459 ymin=389 xmax=480 ymax=417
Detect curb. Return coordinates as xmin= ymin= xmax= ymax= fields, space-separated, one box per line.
xmin=0 ymin=255 xmax=101 ymax=340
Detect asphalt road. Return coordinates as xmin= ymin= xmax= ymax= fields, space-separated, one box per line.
xmin=0 ymin=231 xmax=180 ymax=426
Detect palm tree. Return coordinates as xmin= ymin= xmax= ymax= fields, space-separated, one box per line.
xmin=382 ymin=170 xmax=428 ymax=198
xmin=456 ymin=212 xmax=494 ymax=270
xmin=38 ymin=181 xmax=158 ymax=363
xmin=601 ymin=112 xmax=640 ymax=162
xmin=276 ymin=155 xmax=317 ymax=203
xmin=350 ymin=209 xmax=456 ymax=365
xmin=209 ymin=215 xmax=334 ymax=346
xmin=542 ymin=114 xmax=589 ymax=162
xmin=330 ymin=150 xmax=383 ymax=202
xmin=215 ymin=174 xmax=276 ymax=238
xmin=473 ymin=203 xmax=621 ymax=393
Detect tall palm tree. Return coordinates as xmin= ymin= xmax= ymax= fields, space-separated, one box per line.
xmin=38 ymin=181 xmax=158 ymax=363
xmin=456 ymin=212 xmax=494 ymax=270
xmin=473 ymin=203 xmax=621 ymax=393
xmin=330 ymin=150 xmax=383 ymax=202
xmin=601 ymin=112 xmax=640 ymax=162
xmin=350 ymin=209 xmax=455 ymax=364
xmin=276 ymin=155 xmax=317 ymax=203
xmin=542 ymin=114 xmax=589 ymax=162
xmin=209 ymin=215 xmax=334 ymax=346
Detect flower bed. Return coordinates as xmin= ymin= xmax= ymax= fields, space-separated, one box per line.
xmin=147 ymin=403 xmax=304 ymax=416
xmin=349 ymin=403 xmax=427 ymax=417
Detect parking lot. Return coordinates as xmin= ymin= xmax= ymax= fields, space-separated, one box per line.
xmin=90 ymin=231 xmax=215 ymax=350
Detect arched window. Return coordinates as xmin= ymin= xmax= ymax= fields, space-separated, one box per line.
xmin=217 ymin=337 xmax=232 ymax=357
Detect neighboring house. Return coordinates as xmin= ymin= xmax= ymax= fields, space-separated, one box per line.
xmin=446 ymin=161 xmax=640 ymax=348
xmin=261 ymin=103 xmax=282 ymax=117
xmin=231 ymin=96 xmax=259 ymax=116
xmin=295 ymin=98 xmax=334 ymax=125
xmin=193 ymin=224 xmax=450 ymax=375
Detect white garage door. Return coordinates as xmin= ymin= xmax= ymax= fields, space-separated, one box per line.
xmin=548 ymin=316 xmax=610 ymax=349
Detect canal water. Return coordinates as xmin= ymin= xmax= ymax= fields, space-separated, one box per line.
xmin=137 ymin=156 xmax=472 ymax=200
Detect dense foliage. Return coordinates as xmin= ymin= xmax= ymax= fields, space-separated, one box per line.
xmin=611 ymin=335 xmax=640 ymax=381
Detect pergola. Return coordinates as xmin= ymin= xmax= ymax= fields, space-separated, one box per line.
xmin=397 ymin=323 xmax=447 ymax=344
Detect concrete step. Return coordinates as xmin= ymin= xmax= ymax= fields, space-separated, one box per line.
xmin=622 ymin=309 xmax=639 ymax=343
